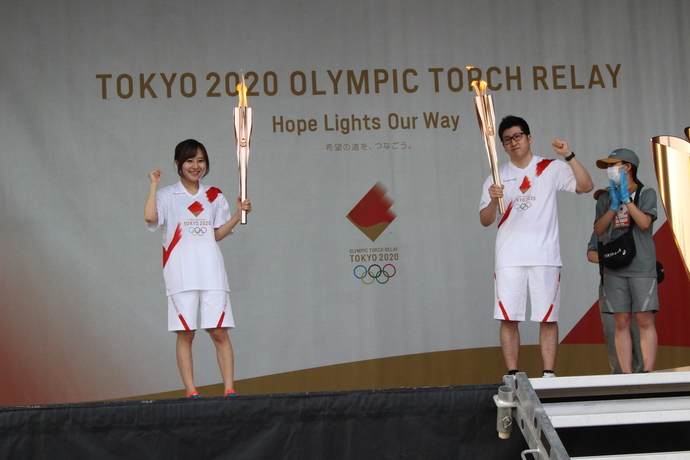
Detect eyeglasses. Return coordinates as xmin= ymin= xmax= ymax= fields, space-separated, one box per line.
xmin=501 ymin=132 xmax=527 ymax=145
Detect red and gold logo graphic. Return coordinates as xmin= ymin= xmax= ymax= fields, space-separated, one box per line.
xmin=347 ymin=182 xmax=396 ymax=241
xmin=188 ymin=201 xmax=204 ymax=217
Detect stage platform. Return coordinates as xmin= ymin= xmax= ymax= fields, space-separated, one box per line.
xmin=0 ymin=384 xmax=528 ymax=459
xmin=1 ymin=376 xmax=690 ymax=459
xmin=502 ymin=371 xmax=690 ymax=459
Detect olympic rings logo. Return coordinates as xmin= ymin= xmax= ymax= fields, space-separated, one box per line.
xmin=188 ymin=226 xmax=208 ymax=236
xmin=354 ymin=264 xmax=396 ymax=284
xmin=513 ymin=202 xmax=532 ymax=212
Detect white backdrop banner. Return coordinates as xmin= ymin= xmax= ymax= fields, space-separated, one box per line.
xmin=1 ymin=0 xmax=689 ymax=404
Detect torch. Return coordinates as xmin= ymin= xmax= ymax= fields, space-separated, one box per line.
xmin=471 ymin=76 xmax=505 ymax=214
xmin=652 ymin=128 xmax=690 ymax=280
xmin=233 ymin=75 xmax=253 ymax=224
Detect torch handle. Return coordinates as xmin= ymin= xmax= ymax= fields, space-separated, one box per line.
xmin=239 ymin=158 xmax=247 ymax=225
xmin=491 ymin=166 xmax=506 ymax=214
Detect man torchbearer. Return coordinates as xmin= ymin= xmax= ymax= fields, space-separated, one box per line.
xmin=479 ymin=115 xmax=594 ymax=378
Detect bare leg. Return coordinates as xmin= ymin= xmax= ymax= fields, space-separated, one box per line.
xmin=500 ymin=320 xmax=520 ymax=371
xmin=613 ymin=312 xmax=633 ymax=373
xmin=208 ymin=328 xmax=235 ymax=393
xmin=176 ymin=330 xmax=197 ymax=394
xmin=539 ymin=321 xmax=558 ymax=371
xmin=635 ymin=311 xmax=657 ymax=372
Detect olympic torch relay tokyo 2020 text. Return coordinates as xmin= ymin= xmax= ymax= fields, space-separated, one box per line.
xmin=95 ymin=64 xmax=621 ymax=100
xmin=349 ymin=247 xmax=398 ymax=263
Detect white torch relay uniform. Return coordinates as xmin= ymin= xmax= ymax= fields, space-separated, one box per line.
xmin=147 ymin=181 xmax=235 ymax=330
xmin=479 ymin=155 xmax=579 ymax=321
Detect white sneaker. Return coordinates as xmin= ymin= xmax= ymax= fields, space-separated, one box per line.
xmin=542 ymin=371 xmax=556 ymax=378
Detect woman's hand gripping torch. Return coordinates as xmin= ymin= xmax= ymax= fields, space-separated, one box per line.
xmin=472 ymin=79 xmax=505 ymax=214
xmin=233 ymin=76 xmax=253 ymax=224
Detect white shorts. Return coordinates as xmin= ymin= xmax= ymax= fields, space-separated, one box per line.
xmin=494 ymin=266 xmax=561 ymax=322
xmin=168 ymin=290 xmax=235 ymax=331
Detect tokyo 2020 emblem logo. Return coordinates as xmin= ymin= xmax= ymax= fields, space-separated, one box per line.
xmin=353 ymin=264 xmax=396 ymax=285
xmin=513 ymin=201 xmax=532 ymax=212
xmin=188 ymin=226 xmax=207 ymax=236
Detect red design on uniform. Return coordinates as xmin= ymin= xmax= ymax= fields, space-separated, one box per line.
xmin=495 ymin=273 xmax=510 ymax=320
xmin=206 ymin=187 xmax=222 ymax=203
xmin=541 ymin=305 xmax=554 ymax=322
xmin=216 ymin=311 xmax=226 ymax=328
xmin=497 ymin=200 xmax=513 ymax=228
xmin=178 ymin=314 xmax=191 ymax=330
xmin=163 ymin=223 xmax=183 ymax=268
xmin=519 ymin=176 xmax=531 ymax=194
xmin=536 ymin=159 xmax=555 ymax=177
xmin=498 ymin=301 xmax=510 ymax=320
xmin=188 ymin=201 xmax=204 ymax=217
xmin=541 ymin=271 xmax=560 ymax=322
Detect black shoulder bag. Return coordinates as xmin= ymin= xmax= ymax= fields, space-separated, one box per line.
xmin=597 ymin=187 xmax=641 ymax=269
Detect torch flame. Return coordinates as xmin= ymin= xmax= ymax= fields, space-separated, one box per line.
xmin=467 ymin=67 xmax=488 ymax=97
xmin=236 ymin=75 xmax=248 ymax=108
xmin=471 ymin=80 xmax=480 ymax=96
xmin=471 ymin=80 xmax=488 ymax=97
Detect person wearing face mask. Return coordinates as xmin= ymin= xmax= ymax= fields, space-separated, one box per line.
xmin=586 ymin=222 xmax=644 ymax=374
xmin=593 ymin=148 xmax=659 ymax=373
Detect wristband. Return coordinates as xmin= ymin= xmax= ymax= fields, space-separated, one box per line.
xmin=564 ymin=152 xmax=576 ymax=162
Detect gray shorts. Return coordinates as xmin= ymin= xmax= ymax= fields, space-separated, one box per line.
xmin=601 ymin=274 xmax=659 ymax=314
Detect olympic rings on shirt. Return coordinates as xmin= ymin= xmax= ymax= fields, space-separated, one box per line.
xmin=353 ymin=264 xmax=396 ymax=284
xmin=188 ymin=226 xmax=208 ymax=236
xmin=513 ymin=202 xmax=532 ymax=212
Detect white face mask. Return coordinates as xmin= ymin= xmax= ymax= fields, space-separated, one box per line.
xmin=606 ymin=165 xmax=623 ymax=185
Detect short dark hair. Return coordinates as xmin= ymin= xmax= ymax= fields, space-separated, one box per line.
xmin=174 ymin=139 xmax=210 ymax=178
xmin=498 ymin=115 xmax=530 ymax=140
xmin=626 ymin=163 xmax=643 ymax=187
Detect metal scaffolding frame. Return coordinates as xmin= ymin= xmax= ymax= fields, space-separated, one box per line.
xmin=494 ymin=371 xmax=690 ymax=459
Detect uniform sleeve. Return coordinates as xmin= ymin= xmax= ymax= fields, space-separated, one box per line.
xmin=593 ymin=191 xmax=613 ymax=242
xmin=587 ymin=231 xmax=598 ymax=253
xmin=638 ymin=187 xmax=658 ymax=221
xmin=478 ymin=175 xmax=493 ymax=212
xmin=213 ymin=193 xmax=232 ymax=229
xmin=146 ymin=190 xmax=167 ymax=232
xmin=557 ymin=160 xmax=578 ymax=194
xmin=594 ymin=191 xmax=609 ymax=222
